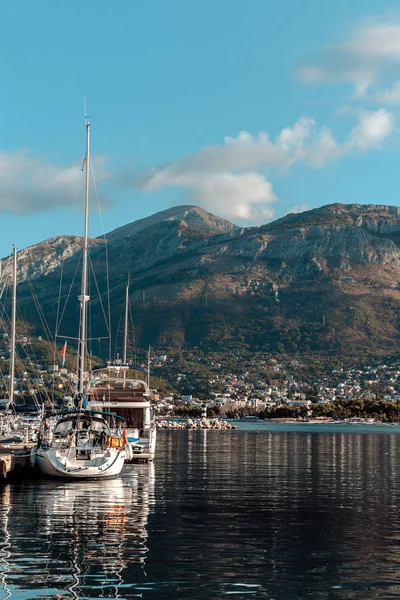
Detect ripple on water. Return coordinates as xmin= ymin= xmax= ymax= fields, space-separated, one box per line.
xmin=1 ymin=429 xmax=400 ymax=598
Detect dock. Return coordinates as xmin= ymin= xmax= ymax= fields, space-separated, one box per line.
xmin=0 ymin=442 xmax=35 ymax=479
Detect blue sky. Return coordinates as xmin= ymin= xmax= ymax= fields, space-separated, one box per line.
xmin=1 ymin=0 xmax=400 ymax=256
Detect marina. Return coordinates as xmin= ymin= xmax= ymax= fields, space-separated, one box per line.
xmin=2 ymin=1 xmax=400 ymax=598
xmin=0 ymin=118 xmax=157 ymax=479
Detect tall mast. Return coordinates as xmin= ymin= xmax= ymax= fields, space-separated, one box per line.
xmin=78 ymin=120 xmax=90 ymax=394
xmin=8 ymin=245 xmax=17 ymax=408
xmin=147 ymin=345 xmax=150 ymax=390
xmin=123 ymin=277 xmax=129 ymax=388
xmin=123 ymin=277 xmax=130 ymax=365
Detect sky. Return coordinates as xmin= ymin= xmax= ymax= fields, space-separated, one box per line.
xmin=1 ymin=0 xmax=400 ymax=256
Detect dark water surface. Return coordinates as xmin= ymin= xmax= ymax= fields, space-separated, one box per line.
xmin=2 ymin=424 xmax=400 ymax=599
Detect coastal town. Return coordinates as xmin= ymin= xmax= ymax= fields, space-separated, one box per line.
xmin=150 ymin=351 xmax=400 ymax=419
xmin=4 ymin=329 xmax=400 ymax=421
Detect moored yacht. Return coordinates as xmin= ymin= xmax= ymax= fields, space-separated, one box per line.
xmin=35 ymin=118 xmax=127 ymax=479
xmin=35 ymin=409 xmax=126 ymax=478
xmin=87 ymin=363 xmax=156 ymax=462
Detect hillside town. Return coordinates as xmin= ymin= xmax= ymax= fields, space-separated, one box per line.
xmin=150 ymin=352 xmax=400 ymax=417
xmin=2 ymin=328 xmax=400 ymax=420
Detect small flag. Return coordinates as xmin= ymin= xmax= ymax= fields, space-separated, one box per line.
xmin=61 ymin=341 xmax=67 ymax=367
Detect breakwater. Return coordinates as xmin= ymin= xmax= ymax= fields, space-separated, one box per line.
xmin=156 ymin=418 xmax=238 ymax=430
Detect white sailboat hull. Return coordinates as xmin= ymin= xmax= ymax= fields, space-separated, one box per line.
xmin=36 ymin=446 xmax=126 ymax=479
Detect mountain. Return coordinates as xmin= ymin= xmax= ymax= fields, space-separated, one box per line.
xmin=4 ymin=202 xmax=400 ymax=358
xmin=0 ymin=236 xmax=102 ymax=283
xmin=105 ymin=205 xmax=239 ymax=239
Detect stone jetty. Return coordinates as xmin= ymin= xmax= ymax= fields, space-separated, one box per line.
xmin=156 ymin=418 xmax=238 ymax=430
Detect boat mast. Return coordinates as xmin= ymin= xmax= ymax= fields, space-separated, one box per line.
xmin=123 ymin=276 xmax=130 ymax=388
xmin=78 ymin=120 xmax=90 ymax=394
xmin=123 ymin=278 xmax=129 ymax=366
xmin=147 ymin=345 xmax=150 ymax=390
xmin=8 ymin=245 xmax=17 ymax=409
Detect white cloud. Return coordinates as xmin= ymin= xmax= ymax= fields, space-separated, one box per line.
xmin=298 ymin=19 xmax=400 ymax=97
xmin=376 ymin=81 xmax=400 ymax=104
xmin=347 ymin=109 xmax=395 ymax=151
xmin=123 ymin=109 xmax=394 ymax=224
xmin=0 ymin=151 xmax=111 ymax=214
xmin=126 ymin=116 xmax=345 ymax=189
xmin=185 ymin=173 xmax=276 ymax=222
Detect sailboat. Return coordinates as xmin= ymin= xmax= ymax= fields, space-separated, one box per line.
xmin=0 ymin=246 xmax=18 ymax=422
xmin=0 ymin=246 xmax=43 ymax=479
xmin=35 ymin=118 xmax=127 ymax=479
xmin=86 ymin=282 xmax=157 ymax=462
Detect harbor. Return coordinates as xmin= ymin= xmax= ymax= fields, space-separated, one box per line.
xmin=3 ymin=0 xmax=400 ymax=596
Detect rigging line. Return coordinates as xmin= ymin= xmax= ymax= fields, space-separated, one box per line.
xmin=0 ymin=318 xmax=46 ymax=411
xmin=106 ymin=242 xmax=112 ymax=361
xmin=55 ymin=255 xmax=83 ymax=338
xmin=22 ymin=251 xmax=52 ymax=342
xmin=113 ymin=317 xmax=122 ymax=362
xmin=65 ymin=175 xmax=83 ymax=244
xmin=87 ymin=253 xmax=111 ymax=339
xmin=88 ymin=258 xmax=92 ymax=357
xmin=89 ymin=156 xmax=112 ymax=359
xmin=54 ymin=172 xmax=83 ymax=340
xmin=55 ymin=253 xmax=66 ymax=362
xmin=0 ymin=260 xmax=12 ymax=302
xmin=54 ymin=162 xmax=83 ymax=367
xmin=55 ymin=249 xmax=82 ymax=336
xmin=128 ymin=295 xmax=137 ymax=364
xmin=10 ymin=310 xmax=43 ymax=393
xmin=27 ymin=280 xmax=54 ymax=344
xmin=19 ymin=333 xmax=55 ymax=408
xmin=26 ymin=270 xmax=53 ymax=344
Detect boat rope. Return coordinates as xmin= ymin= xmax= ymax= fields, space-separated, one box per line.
xmin=55 ymin=256 xmax=82 ymax=338
xmin=128 ymin=296 xmax=137 ymax=364
xmin=87 ymin=253 xmax=111 ymax=343
xmin=54 ymin=171 xmax=83 ymax=369
xmin=27 ymin=279 xmax=54 ymax=344
xmin=90 ymin=157 xmax=113 ymax=360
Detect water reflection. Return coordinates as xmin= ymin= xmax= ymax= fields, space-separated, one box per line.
xmin=3 ymin=429 xmax=400 ymax=599
xmin=150 ymin=429 xmax=400 ymax=599
xmin=0 ymin=487 xmax=11 ymax=600
xmin=0 ymin=464 xmax=154 ymax=599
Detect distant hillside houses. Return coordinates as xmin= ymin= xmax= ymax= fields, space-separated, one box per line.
xmin=154 ymin=354 xmax=400 ymax=413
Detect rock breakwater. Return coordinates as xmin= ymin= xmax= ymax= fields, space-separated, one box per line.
xmin=156 ymin=418 xmax=238 ymax=430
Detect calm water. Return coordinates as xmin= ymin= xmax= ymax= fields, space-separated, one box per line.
xmin=2 ymin=423 xmax=400 ymax=599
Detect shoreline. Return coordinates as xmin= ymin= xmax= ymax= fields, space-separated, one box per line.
xmin=156 ymin=416 xmax=400 ymax=428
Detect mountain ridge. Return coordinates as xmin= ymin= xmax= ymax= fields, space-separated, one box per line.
xmin=3 ymin=202 xmax=400 ymax=358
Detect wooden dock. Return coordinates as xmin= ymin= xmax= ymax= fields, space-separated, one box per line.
xmin=0 ymin=442 xmax=35 ymax=478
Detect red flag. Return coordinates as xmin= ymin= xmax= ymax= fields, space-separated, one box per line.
xmin=60 ymin=341 xmax=67 ymax=366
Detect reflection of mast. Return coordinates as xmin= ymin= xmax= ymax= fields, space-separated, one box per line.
xmin=0 ymin=486 xmax=12 ymax=600
xmin=202 ymin=429 xmax=208 ymax=467
xmin=0 ymin=466 xmax=155 ymax=597
xmin=66 ymin=510 xmax=81 ymax=600
xmin=32 ymin=467 xmax=153 ymax=594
